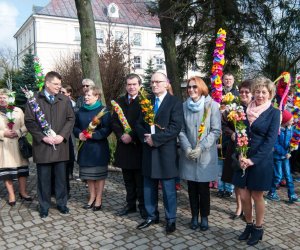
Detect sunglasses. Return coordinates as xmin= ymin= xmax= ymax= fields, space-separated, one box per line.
xmin=60 ymin=91 xmax=66 ymax=94
xmin=187 ymin=85 xmax=197 ymax=90
xmin=82 ymin=85 xmax=90 ymax=88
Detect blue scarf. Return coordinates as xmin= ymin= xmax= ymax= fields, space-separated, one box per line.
xmin=186 ymin=96 xmax=205 ymax=113
xmin=83 ymin=100 xmax=101 ymax=110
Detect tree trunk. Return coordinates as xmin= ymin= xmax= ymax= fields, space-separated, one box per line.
xmin=158 ymin=0 xmax=182 ymax=100
xmin=74 ymin=0 xmax=105 ymax=104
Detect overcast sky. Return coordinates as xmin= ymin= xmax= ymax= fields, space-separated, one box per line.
xmin=0 ymin=0 xmax=49 ymax=49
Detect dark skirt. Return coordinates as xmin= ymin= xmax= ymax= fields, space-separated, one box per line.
xmin=0 ymin=166 xmax=29 ymax=181
xmin=80 ymin=165 xmax=108 ymax=180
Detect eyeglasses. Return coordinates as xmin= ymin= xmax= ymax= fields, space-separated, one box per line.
xmin=60 ymin=91 xmax=66 ymax=94
xmin=150 ymin=80 xmax=165 ymax=85
xmin=82 ymin=85 xmax=90 ymax=88
xmin=187 ymin=85 xmax=198 ymax=90
xmin=240 ymin=91 xmax=250 ymax=94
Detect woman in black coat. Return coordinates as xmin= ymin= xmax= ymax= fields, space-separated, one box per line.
xmin=233 ymin=77 xmax=280 ymax=246
xmin=73 ymin=86 xmax=112 ymax=211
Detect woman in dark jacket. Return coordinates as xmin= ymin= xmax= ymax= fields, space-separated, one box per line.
xmin=73 ymin=86 xmax=112 ymax=211
xmin=221 ymin=80 xmax=253 ymax=219
xmin=233 ymin=77 xmax=280 ymax=246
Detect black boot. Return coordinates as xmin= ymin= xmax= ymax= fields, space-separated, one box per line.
xmin=238 ymin=223 xmax=253 ymax=240
xmin=200 ymin=216 xmax=209 ymax=231
xmin=190 ymin=216 xmax=199 ymax=230
xmin=247 ymin=225 xmax=263 ymax=246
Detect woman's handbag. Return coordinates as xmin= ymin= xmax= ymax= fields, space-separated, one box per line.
xmin=18 ymin=136 xmax=32 ymax=159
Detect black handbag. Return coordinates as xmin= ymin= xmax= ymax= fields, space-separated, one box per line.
xmin=18 ymin=136 xmax=33 ymax=159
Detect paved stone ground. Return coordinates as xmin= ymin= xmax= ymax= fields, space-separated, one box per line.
xmin=0 ymin=163 xmax=299 ymax=250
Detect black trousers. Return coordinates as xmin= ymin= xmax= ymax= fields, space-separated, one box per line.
xmin=37 ymin=162 xmax=67 ymax=211
xmin=187 ymin=181 xmax=210 ymax=217
xmin=122 ymin=168 xmax=144 ymax=210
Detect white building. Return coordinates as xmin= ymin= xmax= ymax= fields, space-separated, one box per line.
xmin=14 ymin=0 xmax=165 ymax=77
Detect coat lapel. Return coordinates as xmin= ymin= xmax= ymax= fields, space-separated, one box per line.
xmin=154 ymin=93 xmax=170 ymax=119
xmin=250 ymin=105 xmax=272 ymax=128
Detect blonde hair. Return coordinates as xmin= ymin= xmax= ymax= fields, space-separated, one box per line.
xmin=87 ymin=86 xmax=101 ymax=98
xmin=252 ymin=77 xmax=276 ymax=99
xmin=0 ymin=88 xmax=10 ymax=96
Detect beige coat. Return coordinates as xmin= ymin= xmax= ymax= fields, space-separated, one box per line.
xmin=0 ymin=107 xmax=29 ymax=168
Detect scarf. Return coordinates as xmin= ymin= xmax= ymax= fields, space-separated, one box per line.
xmin=187 ymin=96 xmax=205 ymax=113
xmin=246 ymin=100 xmax=271 ymax=125
xmin=83 ymin=100 xmax=101 ymax=110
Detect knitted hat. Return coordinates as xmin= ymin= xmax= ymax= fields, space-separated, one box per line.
xmin=282 ymin=110 xmax=293 ymax=124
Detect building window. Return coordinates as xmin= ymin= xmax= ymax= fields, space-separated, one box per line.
xmin=133 ymin=33 xmax=141 ymax=46
xmin=133 ymin=56 xmax=141 ymax=69
xmin=115 ymin=31 xmax=124 ymax=42
xmin=74 ymin=52 xmax=80 ymax=61
xmin=96 ymin=29 xmax=104 ymax=43
xmin=156 ymin=58 xmax=164 ymax=70
xmin=155 ymin=34 xmax=161 ymax=47
xmin=74 ymin=27 xmax=81 ymax=41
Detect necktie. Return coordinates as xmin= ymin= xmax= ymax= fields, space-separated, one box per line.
xmin=129 ymin=97 xmax=133 ymax=104
xmin=154 ymin=97 xmax=160 ymax=114
xmin=49 ymin=95 xmax=54 ymax=103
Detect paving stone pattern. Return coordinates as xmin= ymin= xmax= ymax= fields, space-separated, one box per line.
xmin=0 ymin=163 xmax=299 ymax=249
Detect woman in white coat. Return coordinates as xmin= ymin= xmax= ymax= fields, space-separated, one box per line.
xmin=179 ymin=77 xmax=221 ymax=231
xmin=0 ymin=88 xmax=32 ymax=206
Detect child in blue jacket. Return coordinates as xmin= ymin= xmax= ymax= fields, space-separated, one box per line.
xmin=266 ymin=110 xmax=300 ymax=203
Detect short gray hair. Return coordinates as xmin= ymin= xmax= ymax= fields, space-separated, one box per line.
xmin=252 ymin=77 xmax=276 ymax=99
xmin=82 ymin=78 xmax=95 ymax=86
xmin=0 ymin=88 xmax=10 ymax=96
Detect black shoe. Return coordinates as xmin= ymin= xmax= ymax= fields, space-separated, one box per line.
xmin=19 ymin=193 xmax=33 ymax=201
xmin=190 ymin=216 xmax=199 ymax=230
xmin=117 ymin=205 xmax=136 ymax=216
xmin=57 ymin=206 xmax=70 ymax=214
xmin=39 ymin=209 xmax=49 ymax=218
xmin=200 ymin=216 xmax=209 ymax=231
xmin=238 ymin=223 xmax=253 ymax=240
xmin=83 ymin=200 xmax=95 ymax=210
xmin=136 ymin=218 xmax=159 ymax=229
xmin=216 ymin=190 xmax=224 ymax=198
xmin=166 ymin=222 xmax=176 ymax=234
xmin=223 ymin=191 xmax=233 ymax=198
xmin=93 ymin=204 xmax=102 ymax=211
xmin=8 ymin=200 xmax=16 ymax=206
xmin=139 ymin=208 xmax=148 ymax=220
xmin=230 ymin=211 xmax=243 ymax=220
xmin=247 ymin=226 xmax=263 ymax=246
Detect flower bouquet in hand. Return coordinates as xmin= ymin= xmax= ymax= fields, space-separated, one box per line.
xmin=6 ymin=91 xmax=16 ymax=129
xmin=78 ymin=107 xmax=108 ymax=151
xmin=21 ymin=86 xmax=57 ymax=150
xmin=139 ymin=88 xmax=155 ymax=133
xmin=226 ymin=98 xmax=249 ymax=177
xmin=111 ymin=100 xmax=132 ymax=134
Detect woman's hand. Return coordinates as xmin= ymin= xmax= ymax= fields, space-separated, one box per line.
xmin=231 ymin=133 xmax=235 ymax=141
xmin=79 ymin=132 xmax=87 ymax=141
xmin=4 ymin=129 xmax=18 ymax=138
xmin=239 ymin=157 xmax=254 ymax=169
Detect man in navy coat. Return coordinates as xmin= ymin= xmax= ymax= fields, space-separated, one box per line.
xmin=136 ymin=72 xmax=183 ymax=234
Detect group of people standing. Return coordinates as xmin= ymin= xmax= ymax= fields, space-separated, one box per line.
xmin=0 ymin=70 xmax=298 ymax=246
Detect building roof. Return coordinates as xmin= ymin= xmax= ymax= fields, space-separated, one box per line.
xmin=35 ymin=0 xmax=160 ymax=28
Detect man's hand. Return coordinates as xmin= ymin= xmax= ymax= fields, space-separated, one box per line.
xmin=53 ymin=135 xmax=64 ymax=144
xmin=121 ymin=134 xmax=132 ymax=144
xmin=190 ymin=147 xmax=201 ymax=160
xmin=4 ymin=129 xmax=18 ymax=138
xmin=79 ymin=133 xmax=87 ymax=141
xmin=43 ymin=136 xmax=55 ymax=145
xmin=286 ymin=153 xmax=291 ymax=159
xmin=144 ymin=134 xmax=154 ymax=147
xmin=231 ymin=133 xmax=236 ymax=141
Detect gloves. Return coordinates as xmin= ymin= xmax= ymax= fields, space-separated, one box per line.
xmin=185 ymin=148 xmax=192 ymax=159
xmin=189 ymin=147 xmax=201 ymax=160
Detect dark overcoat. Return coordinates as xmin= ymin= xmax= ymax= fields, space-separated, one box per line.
xmin=24 ymin=91 xmax=75 ymax=164
xmin=111 ymin=95 xmax=142 ymax=169
xmin=232 ymin=105 xmax=280 ymax=191
xmin=73 ymin=105 xmax=112 ymax=167
xmin=136 ymin=93 xmax=183 ymax=179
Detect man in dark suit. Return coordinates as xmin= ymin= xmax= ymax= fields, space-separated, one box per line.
xmin=136 ymin=72 xmax=183 ymax=234
xmin=112 ymin=73 xmax=146 ymax=219
xmin=25 ymin=71 xmax=75 ymax=218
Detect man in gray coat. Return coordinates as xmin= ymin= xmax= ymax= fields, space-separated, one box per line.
xmin=136 ymin=72 xmax=183 ymax=234
xmin=25 ymin=71 xmax=75 ymax=218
